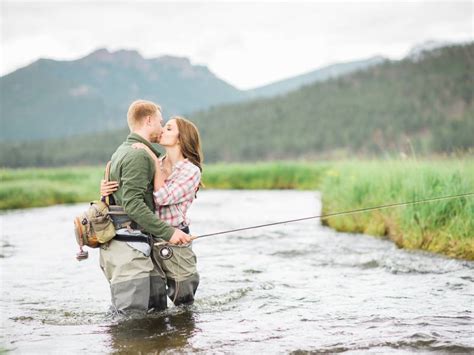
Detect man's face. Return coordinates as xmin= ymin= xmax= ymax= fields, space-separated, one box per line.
xmin=148 ymin=111 xmax=164 ymax=143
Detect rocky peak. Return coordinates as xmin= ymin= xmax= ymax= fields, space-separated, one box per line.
xmin=81 ymin=48 xmax=144 ymax=67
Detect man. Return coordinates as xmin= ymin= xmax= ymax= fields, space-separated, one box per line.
xmin=100 ymin=99 xmax=191 ymax=314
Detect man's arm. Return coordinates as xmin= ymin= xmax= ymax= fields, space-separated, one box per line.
xmin=120 ymin=151 xmax=175 ymax=240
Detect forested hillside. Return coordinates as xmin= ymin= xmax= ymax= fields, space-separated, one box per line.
xmin=1 ymin=43 xmax=471 ymax=167
xmin=191 ymin=43 xmax=473 ymax=162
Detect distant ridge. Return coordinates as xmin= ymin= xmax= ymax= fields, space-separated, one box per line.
xmin=247 ymin=56 xmax=385 ymax=98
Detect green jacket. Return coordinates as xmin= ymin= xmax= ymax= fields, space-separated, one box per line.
xmin=109 ymin=132 xmax=174 ymax=241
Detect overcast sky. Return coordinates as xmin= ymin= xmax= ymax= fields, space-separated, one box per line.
xmin=1 ymin=0 xmax=472 ymax=89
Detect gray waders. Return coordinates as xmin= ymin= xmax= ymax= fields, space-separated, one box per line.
xmin=100 ymin=236 xmax=199 ymax=314
xmin=153 ymin=242 xmax=200 ymax=306
xmin=100 ymin=240 xmax=168 ymax=313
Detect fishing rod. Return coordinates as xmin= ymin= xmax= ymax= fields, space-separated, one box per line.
xmin=190 ymin=192 xmax=474 ymax=240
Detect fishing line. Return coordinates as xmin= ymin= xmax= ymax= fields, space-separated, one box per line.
xmin=191 ymin=192 xmax=474 ymax=240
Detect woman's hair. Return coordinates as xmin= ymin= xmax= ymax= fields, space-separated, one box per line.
xmin=174 ymin=116 xmax=204 ymax=191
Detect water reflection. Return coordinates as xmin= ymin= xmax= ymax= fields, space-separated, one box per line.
xmin=107 ymin=308 xmax=198 ymax=353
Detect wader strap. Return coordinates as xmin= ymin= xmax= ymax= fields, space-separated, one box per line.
xmin=113 ymin=235 xmax=151 ymax=244
xmin=108 ymin=206 xmax=134 ymax=229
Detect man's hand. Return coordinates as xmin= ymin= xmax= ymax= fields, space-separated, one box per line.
xmin=169 ymin=228 xmax=192 ymax=245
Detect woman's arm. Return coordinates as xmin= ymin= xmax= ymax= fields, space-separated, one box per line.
xmin=153 ymin=165 xmax=201 ymax=206
xmin=131 ymin=142 xmax=167 ymax=191
xmin=100 ymin=179 xmax=119 ymax=196
xmin=154 ymin=160 xmax=167 ymax=191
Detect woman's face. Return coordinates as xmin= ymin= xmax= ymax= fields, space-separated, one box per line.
xmin=159 ymin=119 xmax=180 ymax=147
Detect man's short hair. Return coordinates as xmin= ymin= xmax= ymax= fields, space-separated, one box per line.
xmin=127 ymin=100 xmax=161 ymax=131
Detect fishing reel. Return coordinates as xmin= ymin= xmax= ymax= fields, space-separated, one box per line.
xmin=158 ymin=246 xmax=173 ymax=260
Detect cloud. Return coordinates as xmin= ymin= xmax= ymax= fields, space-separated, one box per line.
xmin=1 ymin=1 xmax=472 ymax=88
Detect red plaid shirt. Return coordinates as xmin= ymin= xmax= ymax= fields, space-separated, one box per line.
xmin=153 ymin=158 xmax=201 ymax=229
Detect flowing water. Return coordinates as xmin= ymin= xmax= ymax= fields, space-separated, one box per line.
xmin=1 ymin=190 xmax=473 ymax=354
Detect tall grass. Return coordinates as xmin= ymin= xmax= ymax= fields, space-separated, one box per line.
xmin=203 ymin=162 xmax=330 ymax=190
xmin=0 ymin=167 xmax=105 ymax=209
xmin=0 ymin=162 xmax=329 ymax=209
xmin=319 ymin=160 xmax=474 ymax=259
xmin=1 ymin=160 xmax=472 ymax=259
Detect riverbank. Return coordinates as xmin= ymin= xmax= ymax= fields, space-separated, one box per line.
xmin=1 ymin=160 xmax=472 ymax=259
xmin=319 ymin=160 xmax=473 ymax=260
xmin=0 ymin=162 xmax=330 ymax=209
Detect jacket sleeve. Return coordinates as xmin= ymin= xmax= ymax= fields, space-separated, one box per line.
xmin=153 ymin=165 xmax=201 ymax=206
xmin=120 ymin=151 xmax=174 ymax=240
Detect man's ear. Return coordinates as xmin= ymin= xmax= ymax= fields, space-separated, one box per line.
xmin=145 ymin=115 xmax=152 ymax=126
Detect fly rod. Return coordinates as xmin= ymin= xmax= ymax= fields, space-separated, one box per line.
xmin=190 ymin=192 xmax=474 ymax=240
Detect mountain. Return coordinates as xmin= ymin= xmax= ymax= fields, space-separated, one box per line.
xmin=407 ymin=40 xmax=454 ymax=62
xmin=189 ymin=43 xmax=473 ymax=161
xmin=247 ymin=56 xmax=385 ymax=98
xmin=1 ymin=42 xmax=472 ymax=167
xmin=0 ymin=48 xmax=246 ymax=141
xmin=1 ymin=48 xmax=387 ymax=142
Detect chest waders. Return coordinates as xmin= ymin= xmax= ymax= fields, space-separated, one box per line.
xmin=153 ymin=225 xmax=200 ymax=306
xmin=101 ymin=207 xmax=199 ymax=313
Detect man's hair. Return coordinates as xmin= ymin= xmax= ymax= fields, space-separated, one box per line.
xmin=127 ymin=100 xmax=161 ymax=131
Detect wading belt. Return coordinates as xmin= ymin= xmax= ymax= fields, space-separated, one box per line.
xmin=113 ymin=234 xmax=152 ymax=243
xmin=113 ymin=226 xmax=190 ymax=243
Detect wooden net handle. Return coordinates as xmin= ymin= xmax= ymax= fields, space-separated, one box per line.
xmin=104 ymin=161 xmax=112 ymax=206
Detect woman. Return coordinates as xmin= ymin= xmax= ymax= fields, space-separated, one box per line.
xmin=101 ymin=116 xmax=203 ymax=306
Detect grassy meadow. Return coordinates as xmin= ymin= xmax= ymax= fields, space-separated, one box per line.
xmin=1 ymin=160 xmax=472 ymax=259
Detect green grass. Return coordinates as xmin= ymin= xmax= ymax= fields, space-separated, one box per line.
xmin=1 ymin=160 xmax=472 ymax=259
xmin=203 ymin=162 xmax=330 ymax=189
xmin=319 ymin=160 xmax=474 ymax=260
xmin=0 ymin=167 xmax=104 ymax=209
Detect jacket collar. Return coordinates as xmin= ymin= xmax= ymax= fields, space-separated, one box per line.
xmin=126 ymin=132 xmax=161 ymax=158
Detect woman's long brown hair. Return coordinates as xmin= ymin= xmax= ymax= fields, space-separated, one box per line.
xmin=174 ymin=116 xmax=204 ymax=192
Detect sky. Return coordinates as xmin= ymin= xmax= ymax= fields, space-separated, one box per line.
xmin=1 ymin=0 xmax=472 ymax=89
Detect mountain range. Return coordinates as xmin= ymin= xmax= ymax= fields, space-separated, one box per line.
xmin=0 ymin=49 xmax=244 ymax=140
xmin=1 ymin=42 xmax=472 ymax=167
xmin=191 ymin=43 xmax=473 ymax=161
xmin=0 ymin=48 xmax=382 ymax=141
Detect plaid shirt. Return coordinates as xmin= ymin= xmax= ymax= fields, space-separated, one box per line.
xmin=153 ymin=158 xmax=201 ymax=229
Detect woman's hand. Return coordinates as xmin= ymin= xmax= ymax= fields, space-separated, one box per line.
xmin=132 ymin=142 xmax=157 ymax=162
xmin=100 ymin=179 xmax=119 ymax=196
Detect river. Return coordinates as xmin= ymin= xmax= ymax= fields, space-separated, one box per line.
xmin=1 ymin=190 xmax=473 ymax=353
